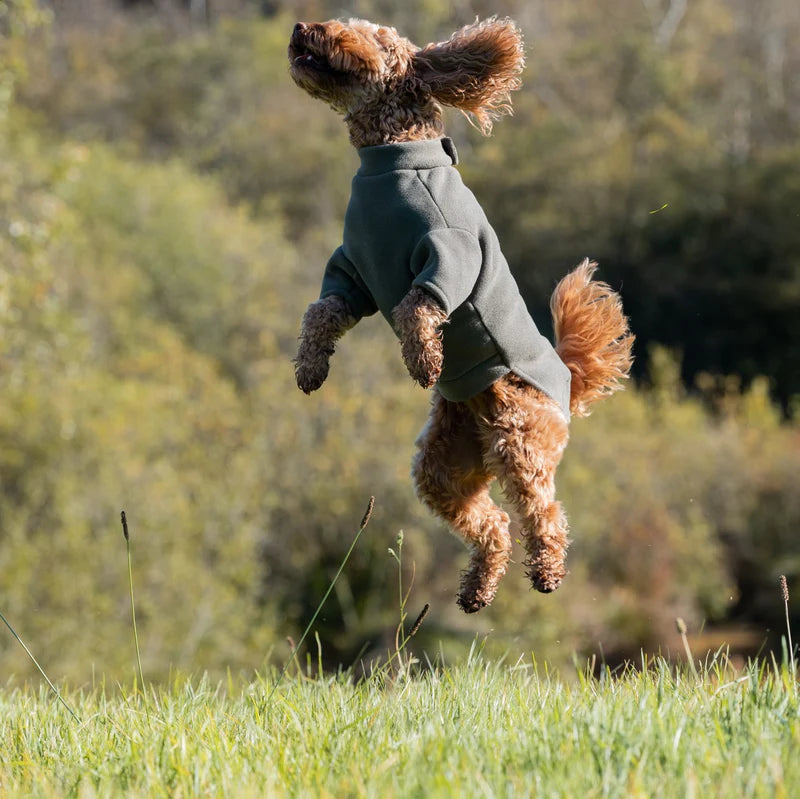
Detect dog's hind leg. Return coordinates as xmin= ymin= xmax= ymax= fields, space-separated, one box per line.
xmin=471 ymin=376 xmax=571 ymax=594
xmin=412 ymin=392 xmax=512 ymax=613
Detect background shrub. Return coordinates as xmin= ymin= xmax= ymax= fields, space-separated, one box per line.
xmin=0 ymin=0 xmax=797 ymax=680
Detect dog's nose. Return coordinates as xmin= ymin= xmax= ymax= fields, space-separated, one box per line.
xmin=293 ymin=22 xmax=307 ymax=35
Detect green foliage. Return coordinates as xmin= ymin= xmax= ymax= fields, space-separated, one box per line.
xmin=0 ymin=0 xmax=51 ymax=124
xmin=0 ymin=3 xmax=798 ymax=682
xmin=30 ymin=0 xmax=798 ymax=398
xmin=21 ymin=8 xmax=357 ymax=236
xmin=0 ymin=657 xmax=798 ymax=796
xmin=0 ymin=133 xmax=282 ymax=679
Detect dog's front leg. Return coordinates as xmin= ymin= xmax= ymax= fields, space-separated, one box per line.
xmin=295 ymin=295 xmax=357 ymax=393
xmin=392 ymin=286 xmax=448 ymax=389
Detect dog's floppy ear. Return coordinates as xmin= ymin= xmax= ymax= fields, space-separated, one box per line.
xmin=412 ymin=17 xmax=524 ymax=134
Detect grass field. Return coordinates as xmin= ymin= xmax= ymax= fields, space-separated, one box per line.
xmin=1 ymin=651 xmax=798 ymax=798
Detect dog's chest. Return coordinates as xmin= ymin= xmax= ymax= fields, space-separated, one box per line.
xmin=342 ymin=170 xmax=447 ymax=309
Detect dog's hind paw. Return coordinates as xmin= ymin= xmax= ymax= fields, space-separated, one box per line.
xmin=525 ymin=558 xmax=567 ymax=594
xmin=456 ymin=565 xmax=500 ymax=613
xmin=456 ymin=591 xmax=490 ymax=614
xmin=530 ymin=574 xmax=562 ymax=593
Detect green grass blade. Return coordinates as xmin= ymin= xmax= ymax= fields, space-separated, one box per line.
xmin=121 ymin=510 xmax=146 ymax=691
xmin=0 ymin=608 xmax=82 ymax=724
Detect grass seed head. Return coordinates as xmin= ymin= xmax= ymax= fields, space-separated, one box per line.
xmin=409 ymin=603 xmax=430 ymax=637
xmin=360 ymin=496 xmax=375 ymax=529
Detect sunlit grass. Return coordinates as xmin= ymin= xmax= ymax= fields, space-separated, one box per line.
xmin=1 ymin=654 xmax=797 ymax=797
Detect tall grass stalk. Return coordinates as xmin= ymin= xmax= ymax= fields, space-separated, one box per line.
xmin=780 ymin=575 xmax=795 ymax=675
xmin=0 ymin=608 xmax=81 ymax=724
xmin=675 ymin=617 xmax=698 ymax=678
xmin=262 ymin=496 xmax=374 ymax=708
xmin=121 ymin=510 xmax=145 ymax=691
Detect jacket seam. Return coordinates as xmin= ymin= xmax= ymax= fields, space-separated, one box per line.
xmin=414 ymin=170 xmax=450 ymax=228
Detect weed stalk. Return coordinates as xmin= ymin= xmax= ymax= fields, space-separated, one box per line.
xmin=780 ymin=575 xmax=795 ymax=676
xmin=379 ymin=531 xmax=429 ymax=679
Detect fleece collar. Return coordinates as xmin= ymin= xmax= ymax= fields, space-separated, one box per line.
xmin=356 ymin=137 xmax=459 ymax=176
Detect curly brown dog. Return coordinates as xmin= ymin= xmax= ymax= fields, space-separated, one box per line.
xmin=289 ymin=17 xmax=634 ymax=613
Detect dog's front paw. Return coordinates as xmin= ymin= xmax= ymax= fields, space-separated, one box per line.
xmin=294 ymin=355 xmax=330 ymax=394
xmin=401 ymin=335 xmax=443 ymax=389
xmin=392 ymin=287 xmax=447 ymax=389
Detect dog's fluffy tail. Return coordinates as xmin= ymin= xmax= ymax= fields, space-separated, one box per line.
xmin=550 ymin=259 xmax=634 ymax=418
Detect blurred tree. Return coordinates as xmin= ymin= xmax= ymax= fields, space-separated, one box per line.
xmin=0 ymin=0 xmax=50 ymax=126
xmin=0 ymin=2 xmax=798 ymax=681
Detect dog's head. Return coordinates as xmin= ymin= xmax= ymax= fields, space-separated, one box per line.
xmin=288 ymin=17 xmax=524 ymax=138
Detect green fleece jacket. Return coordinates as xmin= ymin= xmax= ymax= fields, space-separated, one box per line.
xmin=320 ymin=137 xmax=571 ymax=419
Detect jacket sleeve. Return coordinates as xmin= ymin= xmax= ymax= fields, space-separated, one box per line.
xmin=409 ymin=228 xmax=483 ymax=316
xmin=320 ymin=246 xmax=378 ymax=321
